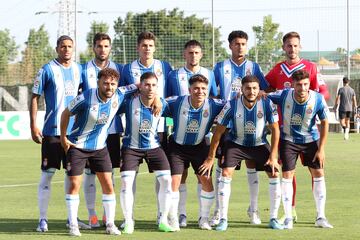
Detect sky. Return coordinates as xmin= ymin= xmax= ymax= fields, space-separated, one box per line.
xmin=0 ymin=0 xmax=359 ymax=56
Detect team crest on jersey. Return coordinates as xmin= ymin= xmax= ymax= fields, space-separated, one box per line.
xmin=231 ymin=77 xmax=242 ymax=92
xmin=306 ymin=108 xmax=313 ymax=114
xmin=236 ymin=112 xmax=242 ymax=118
xmin=244 ymin=121 xmax=256 ymax=134
xmin=43 ymin=158 xmax=48 ymax=167
xmin=156 ymin=69 xmax=163 ymax=77
xmin=97 ymin=112 xmax=109 ymax=124
xmin=203 ymin=109 xmax=209 ymax=118
xmin=290 ymin=113 xmax=302 ymax=125
xmin=139 ymin=119 xmax=151 ymax=133
xmin=257 ymin=111 xmax=263 ymax=118
xmin=284 ymin=81 xmax=292 ymax=88
xmin=112 ymin=101 xmax=118 ymax=109
xmin=246 ymin=69 xmax=252 ymax=76
xmin=186 ymin=119 xmax=200 ymax=133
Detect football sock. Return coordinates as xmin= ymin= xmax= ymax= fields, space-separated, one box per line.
xmin=269 ymin=177 xmax=281 ymax=219
xmin=218 ymin=176 xmax=232 ymax=220
xmin=313 ymin=177 xmax=326 ymax=219
xmin=247 ymin=168 xmax=259 ymax=212
xmin=120 ymin=171 xmax=136 ymax=223
xmin=38 ymin=169 xmax=55 ymax=219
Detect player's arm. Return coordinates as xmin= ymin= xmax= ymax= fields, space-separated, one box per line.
xmin=265 ymin=122 xmax=280 ymax=176
xmin=199 ymin=124 xmax=227 ymax=178
xmin=315 ymin=119 xmax=328 ymax=169
xmin=352 ymin=94 xmax=358 ymax=116
xmin=60 ymin=108 xmax=75 ymax=154
xmin=333 ymin=94 xmax=340 ymax=110
xmin=29 ymin=93 xmax=42 ymax=144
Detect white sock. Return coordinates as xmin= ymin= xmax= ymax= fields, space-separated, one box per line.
xmin=178 ymin=183 xmax=187 ymax=216
xmin=102 ymin=194 xmax=116 ymax=225
xmin=200 ymin=190 xmax=215 ymax=218
xmin=155 ymin=170 xmax=172 ymax=224
xmin=269 ymin=178 xmax=281 ymax=219
xmin=197 ymin=183 xmax=202 ymax=217
xmin=38 ymin=169 xmax=55 ymax=219
xmin=247 ymin=168 xmax=259 ymax=212
xmin=83 ymin=169 xmax=97 ymax=217
xmin=313 ymin=177 xmax=326 ymax=219
xmin=281 ymin=178 xmax=293 ymax=219
xmin=66 ymin=194 xmax=79 ymax=226
xmin=120 ymin=171 xmax=136 ymax=223
xmin=214 ymin=166 xmax=222 ymax=214
xmin=218 ymin=176 xmax=232 ymax=220
xmin=169 ymin=191 xmax=179 ymax=219
xmin=155 ymin=178 xmax=160 ymax=218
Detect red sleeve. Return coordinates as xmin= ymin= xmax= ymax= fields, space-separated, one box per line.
xmin=309 ymin=64 xmax=319 ymax=92
xmin=265 ymin=68 xmax=276 ymax=89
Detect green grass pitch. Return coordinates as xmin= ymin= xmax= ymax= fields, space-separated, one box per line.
xmin=0 ymin=133 xmax=359 ymax=239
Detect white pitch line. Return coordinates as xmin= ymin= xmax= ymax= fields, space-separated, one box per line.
xmin=0 ymin=171 xmax=149 ymax=188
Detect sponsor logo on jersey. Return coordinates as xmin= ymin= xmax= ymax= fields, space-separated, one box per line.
xmin=96 ymin=112 xmax=109 ymax=124
xmin=139 ymin=119 xmax=152 ymax=133
xmin=186 ymin=119 xmax=200 ymax=133
xmin=257 ymin=111 xmax=263 ymax=118
xmin=65 ymin=80 xmax=76 ymax=96
xmin=231 ymin=77 xmax=242 ymax=92
xmin=244 ymin=121 xmax=256 ymax=134
xmin=290 ymin=113 xmax=302 ymax=125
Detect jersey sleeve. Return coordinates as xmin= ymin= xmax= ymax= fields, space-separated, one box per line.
xmin=119 ymin=64 xmax=131 ymax=86
xmin=68 ymin=93 xmax=86 ymax=114
xmin=267 ymin=90 xmax=284 ymax=105
xmin=161 ymin=98 xmax=171 ymax=117
xmin=254 ymin=63 xmax=269 ymax=90
xmin=265 ymin=98 xmax=279 ymax=124
xmin=117 ymin=84 xmax=138 ymax=98
xmin=166 ymin=70 xmax=177 ymax=97
xmin=213 ymin=62 xmax=221 ymax=86
xmin=265 ymin=67 xmax=276 ymax=89
xmin=215 ymin=101 xmax=232 ymax=126
xmin=32 ymin=65 xmax=48 ymax=96
xmin=309 ymin=64 xmax=320 ymax=92
xmin=208 ymin=70 xmax=218 ymax=97
xmin=316 ymin=94 xmax=329 ymax=121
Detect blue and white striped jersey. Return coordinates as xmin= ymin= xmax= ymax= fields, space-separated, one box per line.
xmin=120 ymin=97 xmax=168 ymax=150
xmin=166 ymin=67 xmax=217 ymax=97
xmin=214 ymin=59 xmax=269 ymax=100
xmin=166 ymin=96 xmax=225 ymax=145
xmin=67 ymin=85 xmax=137 ymax=150
xmin=81 ymin=59 xmax=123 ymax=134
xmin=32 ymin=59 xmax=82 ymax=136
xmin=216 ymin=97 xmax=278 ymax=146
xmin=120 ymin=59 xmax=172 ymax=132
xmin=268 ymin=89 xmax=329 ymax=144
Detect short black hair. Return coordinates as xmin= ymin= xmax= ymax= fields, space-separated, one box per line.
xmin=137 ymin=31 xmax=156 ymax=45
xmin=228 ymin=30 xmax=248 ymax=43
xmin=140 ymin=72 xmax=158 ymax=83
xmin=93 ymin=33 xmax=111 ymax=46
xmin=56 ymin=35 xmax=73 ymax=47
xmin=292 ymin=69 xmax=310 ymax=82
xmin=188 ymin=74 xmax=208 ymax=86
xmin=184 ymin=39 xmax=202 ymax=49
xmin=241 ymin=75 xmax=260 ymax=85
xmin=343 ymin=76 xmax=350 ymax=84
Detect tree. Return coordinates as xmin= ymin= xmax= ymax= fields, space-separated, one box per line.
xmin=20 ymin=25 xmax=55 ymax=84
xmin=248 ymin=15 xmax=283 ymax=72
xmin=0 ymin=29 xmax=18 ymax=78
xmin=112 ymin=8 xmax=228 ymax=68
xmin=79 ymin=21 xmax=109 ymax=63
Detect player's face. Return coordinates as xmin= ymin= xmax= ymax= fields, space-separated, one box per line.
xmin=93 ymin=39 xmax=111 ymax=62
xmin=283 ymin=37 xmax=301 ymax=60
xmin=140 ymin=77 xmax=158 ymax=100
xmin=241 ymin=81 xmax=259 ymax=103
xmin=97 ymin=76 xmax=118 ymax=100
xmin=229 ymin=38 xmax=247 ymax=59
xmin=189 ymin=81 xmax=208 ymax=103
xmin=184 ymin=45 xmax=203 ymax=67
xmin=56 ymin=39 xmax=73 ymax=61
xmin=293 ymin=78 xmax=310 ymax=102
xmin=137 ymin=39 xmax=156 ymax=60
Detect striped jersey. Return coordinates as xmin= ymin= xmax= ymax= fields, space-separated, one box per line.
xmin=216 ymin=96 xmax=278 ymax=146
xmin=81 ymin=59 xmax=123 ymax=134
xmin=67 ymin=85 xmax=137 ymax=150
xmin=32 ymin=59 xmax=82 ymax=136
xmin=120 ymin=97 xmax=168 ymax=150
xmin=166 ymin=96 xmax=225 ymax=145
xmin=120 ymin=59 xmax=172 ymax=132
xmin=214 ymin=59 xmax=269 ymax=100
xmin=166 ymin=67 xmax=217 ymax=97
xmin=268 ymin=89 xmax=329 ymax=144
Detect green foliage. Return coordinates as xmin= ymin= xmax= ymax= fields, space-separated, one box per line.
xmin=248 ymin=15 xmax=283 ymax=72
xmin=0 ymin=29 xmax=18 ymax=77
xmin=112 ymin=8 xmax=228 ymax=67
xmin=79 ymin=21 xmax=109 ymax=64
xmin=20 ymin=25 xmax=55 ymax=84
